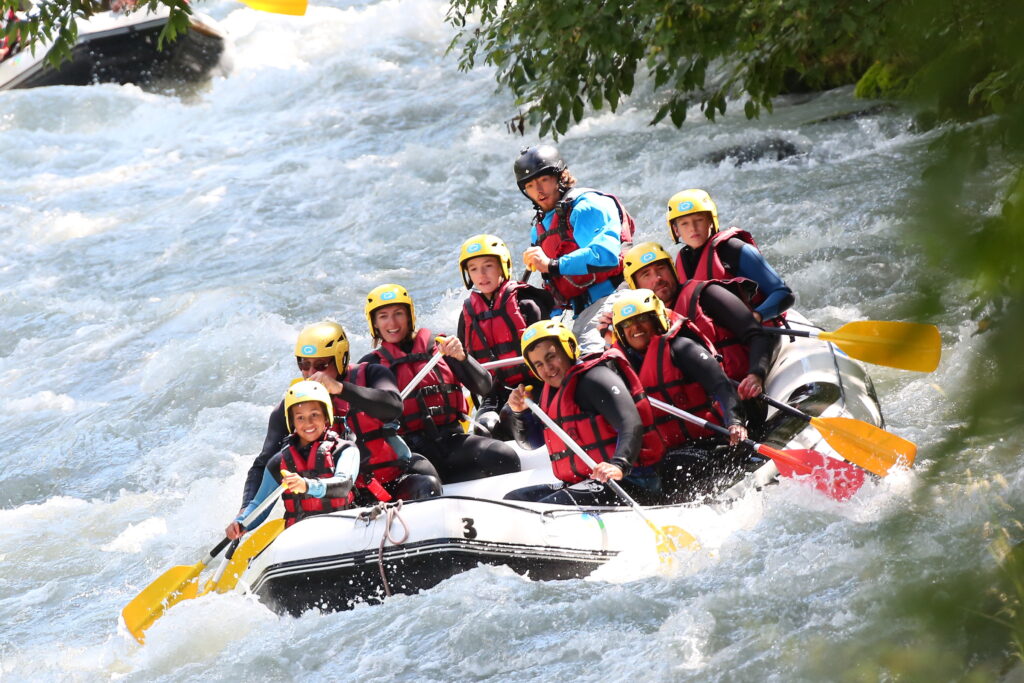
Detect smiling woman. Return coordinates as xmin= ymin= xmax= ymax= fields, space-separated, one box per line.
xmin=361 ymin=283 xmax=522 ymax=485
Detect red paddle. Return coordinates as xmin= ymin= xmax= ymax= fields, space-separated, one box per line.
xmin=648 ymin=397 xmax=865 ymax=501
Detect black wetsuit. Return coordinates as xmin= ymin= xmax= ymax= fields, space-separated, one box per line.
xmin=690 ymin=282 xmax=778 ymax=380
xmin=682 ymin=282 xmax=780 ymax=434
xmin=621 ymin=333 xmax=752 ymax=502
xmin=358 ymin=345 xmax=520 ymax=485
xmin=456 ymin=286 xmax=549 ymax=439
xmin=240 ymin=363 xmax=441 ymax=509
xmin=503 ymin=364 xmax=660 ymax=506
xmin=676 ymin=236 xmax=795 ymax=320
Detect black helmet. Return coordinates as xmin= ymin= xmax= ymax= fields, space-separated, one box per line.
xmin=513 ymin=144 xmax=566 ymax=194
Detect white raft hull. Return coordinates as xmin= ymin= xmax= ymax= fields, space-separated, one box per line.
xmin=237 ymin=312 xmax=883 ymax=614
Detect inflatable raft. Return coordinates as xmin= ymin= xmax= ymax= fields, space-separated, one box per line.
xmin=235 ymin=312 xmax=886 ymax=616
xmin=0 ymin=7 xmax=230 ymax=91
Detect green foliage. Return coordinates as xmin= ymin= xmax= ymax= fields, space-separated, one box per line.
xmin=446 ymin=0 xmax=1022 ymax=136
xmin=1 ymin=0 xmax=192 ymax=69
xmin=446 ymin=0 xmax=890 ymax=135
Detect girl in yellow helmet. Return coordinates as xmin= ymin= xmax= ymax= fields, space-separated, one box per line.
xmin=226 ymin=380 xmax=360 ymax=538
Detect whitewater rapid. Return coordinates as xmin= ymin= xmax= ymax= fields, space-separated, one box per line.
xmin=0 ymin=0 xmax=1010 ymax=679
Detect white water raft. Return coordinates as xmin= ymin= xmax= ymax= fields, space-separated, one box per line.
xmin=236 ymin=312 xmax=885 ymax=615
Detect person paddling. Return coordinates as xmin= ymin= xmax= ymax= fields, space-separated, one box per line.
xmin=516 ymin=144 xmax=634 ymax=353
xmin=226 ymin=381 xmax=359 ymax=538
xmin=360 ymin=284 xmax=521 ymax=484
xmin=621 ymin=241 xmax=778 ymax=408
xmin=503 ymin=321 xmax=665 ymax=505
xmin=668 ymin=189 xmax=794 ymax=323
xmin=237 ymin=321 xmax=441 ymax=520
xmin=609 ymin=290 xmax=756 ymax=501
xmin=456 ymin=234 xmax=552 ymax=438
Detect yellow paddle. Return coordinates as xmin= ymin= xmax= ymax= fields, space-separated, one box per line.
xmin=238 ymin=0 xmax=308 ymax=16
xmin=522 ymin=394 xmax=698 ymax=565
xmin=750 ymin=387 xmax=916 ymax=476
xmin=201 ymin=518 xmax=286 ymax=594
xmin=763 ymin=320 xmax=941 ymax=372
xmin=121 ymin=483 xmax=286 ymax=643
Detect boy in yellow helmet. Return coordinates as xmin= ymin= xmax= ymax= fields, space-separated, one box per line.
xmin=503 ymin=321 xmax=665 ymax=505
xmin=667 ymin=189 xmax=794 ymax=323
xmin=456 ymin=234 xmax=552 ymax=438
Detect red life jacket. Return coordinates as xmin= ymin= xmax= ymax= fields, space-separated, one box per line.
xmin=460 ymin=280 xmax=532 ymax=389
xmin=674 ymin=279 xmax=754 ymax=382
xmin=341 ymin=363 xmax=404 ymax=495
xmin=532 ymin=188 xmax=635 ymax=309
xmin=539 ymin=348 xmax=665 ymax=484
xmin=617 ymin=320 xmax=724 ymax=446
xmin=280 ymin=433 xmax=355 ymax=527
xmin=330 ymin=394 xmax=349 ymax=431
xmin=674 ymin=227 xmax=787 ymax=326
xmin=370 ymin=327 xmax=467 ymax=435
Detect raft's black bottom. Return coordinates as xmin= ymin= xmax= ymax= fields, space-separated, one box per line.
xmin=10 ymin=18 xmax=225 ymax=90
xmin=253 ymin=537 xmax=616 ymax=617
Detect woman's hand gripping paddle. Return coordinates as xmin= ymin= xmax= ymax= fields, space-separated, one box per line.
xmin=120 ymin=483 xmax=287 ymax=644
xmin=522 ymin=391 xmax=698 ymax=566
xmin=762 ymin=320 xmax=941 ymax=373
xmin=648 ymin=398 xmax=865 ymax=501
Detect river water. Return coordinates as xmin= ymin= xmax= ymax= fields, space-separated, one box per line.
xmin=1 ymin=0 xmax=1018 ymax=680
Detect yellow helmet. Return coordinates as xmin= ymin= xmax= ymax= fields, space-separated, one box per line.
xmin=666 ymin=189 xmax=719 ymax=242
xmin=294 ymin=320 xmax=349 ymax=372
xmin=611 ymin=289 xmax=669 ymax=347
xmin=622 ymin=241 xmax=674 ymax=289
xmin=520 ymin=320 xmax=578 ymax=378
xmin=365 ymin=283 xmax=415 ymax=342
xmin=284 ymin=380 xmax=334 ymax=433
xmin=458 ymin=234 xmax=513 ymax=289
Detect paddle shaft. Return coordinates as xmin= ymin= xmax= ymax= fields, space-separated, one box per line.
xmin=647 ymin=397 xmax=803 ymax=469
xmin=399 ymin=349 xmax=445 ymax=400
xmin=197 ymin=483 xmax=286 ymax=586
xmin=523 ymin=397 xmax=655 ymax=524
xmin=481 ymin=356 xmax=526 ymax=370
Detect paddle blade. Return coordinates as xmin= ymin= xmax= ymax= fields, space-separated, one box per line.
xmin=212 ymin=519 xmax=285 ymax=593
xmin=810 ymin=415 xmax=916 ymax=476
xmin=646 ymin=520 xmax=700 ymax=572
xmin=121 ymin=563 xmax=205 ymax=643
xmin=239 ymin=0 xmax=307 ymax=16
xmin=761 ymin=446 xmax=865 ymax=501
xmin=822 ymin=321 xmax=941 ymax=372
